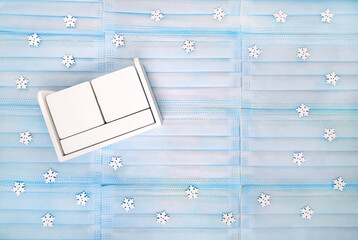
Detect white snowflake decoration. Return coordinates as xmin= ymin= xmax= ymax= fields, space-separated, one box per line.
xmin=156 ymin=210 xmax=170 ymax=225
xmin=182 ymin=40 xmax=195 ymax=53
xmin=325 ymin=72 xmax=340 ymax=86
xmin=43 ymin=168 xmax=58 ymax=183
xmin=28 ymin=33 xmax=41 ymax=47
xmin=296 ymin=104 xmax=310 ymax=117
xmin=324 ymin=128 xmax=336 ymax=142
xmin=213 ymin=7 xmax=226 ymax=21
xmin=12 ymin=182 xmax=25 ymax=196
xmin=185 ymin=185 xmax=198 ymax=199
xmin=292 ymin=152 xmax=306 ymax=166
xmin=76 ymin=192 xmax=89 ymax=206
xmin=15 ymin=76 xmax=29 ymax=89
xmin=64 ymin=14 xmax=77 ymax=28
xmin=301 ymin=205 xmax=314 ymax=220
xmin=257 ymin=193 xmax=271 ymax=207
xmin=297 ymin=48 xmax=310 ymax=61
xmin=274 ymin=10 xmax=287 ymax=23
xmin=61 ymin=55 xmax=75 ymax=68
xmin=111 ymin=34 xmax=125 ymax=48
xmin=248 ymin=45 xmax=262 ymax=59
xmin=121 ymin=198 xmax=135 ymax=212
xmin=41 ymin=213 xmax=55 ymax=227
xmin=109 ymin=156 xmax=123 ymax=170
xmin=150 ymin=9 xmax=164 ymax=22
xmin=19 ymin=131 xmax=32 ymax=145
xmin=333 ymin=177 xmax=347 ymax=191
xmin=321 ymin=9 xmax=334 ymax=23
xmin=222 ymin=212 xmax=235 ymax=227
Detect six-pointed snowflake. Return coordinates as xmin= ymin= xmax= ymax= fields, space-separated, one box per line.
xmin=41 ymin=213 xmax=55 ymax=227
xmin=325 ymin=72 xmax=340 ymax=86
xmin=156 ymin=210 xmax=170 ymax=225
xmin=150 ymin=9 xmax=164 ymax=22
xmin=297 ymin=47 xmax=310 ymax=61
xmin=324 ymin=128 xmax=336 ymax=142
xmin=109 ymin=156 xmax=123 ymax=170
xmin=112 ymin=34 xmax=125 ymax=48
xmin=292 ymin=152 xmax=306 ymax=166
xmin=64 ymin=14 xmax=77 ymax=28
xmin=43 ymin=168 xmax=58 ymax=183
xmin=76 ymin=191 xmax=90 ymax=206
xmin=301 ymin=205 xmax=314 ymax=219
xmin=61 ymin=55 xmax=75 ymax=68
xmin=296 ymin=104 xmax=310 ymax=117
xmin=19 ymin=131 xmax=33 ymax=145
xmin=257 ymin=193 xmax=271 ymax=207
xmin=222 ymin=212 xmax=235 ymax=226
xmin=274 ymin=10 xmax=287 ymax=23
xmin=213 ymin=7 xmax=226 ymax=21
xmin=121 ymin=198 xmax=135 ymax=212
xmin=15 ymin=76 xmax=29 ymax=89
xmin=248 ymin=45 xmax=262 ymax=59
xmin=321 ymin=9 xmax=334 ymax=23
xmin=185 ymin=185 xmax=198 ymax=199
xmin=333 ymin=177 xmax=347 ymax=191
xmin=28 ymin=33 xmax=41 ymax=47
xmin=182 ymin=40 xmax=195 ymax=53
xmin=12 ymin=182 xmax=25 ymax=196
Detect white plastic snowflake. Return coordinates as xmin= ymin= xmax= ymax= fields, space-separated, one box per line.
xmin=274 ymin=10 xmax=287 ymax=23
xmin=321 ymin=9 xmax=334 ymax=23
xmin=109 ymin=156 xmax=123 ymax=170
xmin=43 ymin=168 xmax=58 ymax=183
xmin=296 ymin=104 xmax=310 ymax=117
xmin=185 ymin=185 xmax=198 ymax=199
xmin=248 ymin=45 xmax=262 ymax=59
xmin=222 ymin=212 xmax=235 ymax=226
xmin=76 ymin=192 xmax=89 ymax=206
xmin=257 ymin=193 xmax=271 ymax=207
xmin=19 ymin=131 xmax=32 ymax=145
xmin=301 ymin=205 xmax=314 ymax=220
xmin=213 ymin=7 xmax=226 ymax=21
xmin=292 ymin=152 xmax=306 ymax=166
xmin=121 ymin=198 xmax=135 ymax=212
xmin=333 ymin=177 xmax=347 ymax=191
xmin=297 ymin=48 xmax=310 ymax=61
xmin=325 ymin=72 xmax=340 ymax=86
xmin=150 ymin=9 xmax=164 ymax=22
xmin=12 ymin=182 xmax=25 ymax=196
xmin=61 ymin=55 xmax=75 ymax=68
xmin=64 ymin=14 xmax=77 ymax=28
xmin=15 ymin=76 xmax=29 ymax=89
xmin=111 ymin=34 xmax=125 ymax=48
xmin=182 ymin=40 xmax=195 ymax=53
xmin=28 ymin=33 xmax=41 ymax=47
xmin=324 ymin=128 xmax=336 ymax=142
xmin=156 ymin=210 xmax=170 ymax=225
xmin=41 ymin=213 xmax=55 ymax=227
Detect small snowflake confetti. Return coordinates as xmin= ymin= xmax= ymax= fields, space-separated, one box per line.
xmin=19 ymin=131 xmax=32 ymax=145
xmin=28 ymin=33 xmax=41 ymax=47
xmin=12 ymin=182 xmax=25 ymax=196
xmin=292 ymin=152 xmax=306 ymax=166
xmin=156 ymin=210 xmax=170 ymax=225
xmin=257 ymin=193 xmax=271 ymax=207
xmin=185 ymin=185 xmax=198 ymax=199
xmin=248 ymin=45 xmax=262 ymax=59
xmin=63 ymin=14 xmax=77 ymax=28
xmin=213 ymin=7 xmax=226 ymax=21
xmin=325 ymin=72 xmax=340 ymax=86
xmin=43 ymin=168 xmax=58 ymax=183
xmin=321 ymin=9 xmax=334 ymax=23
xmin=274 ymin=10 xmax=287 ymax=23
xmin=296 ymin=104 xmax=310 ymax=117
xmin=301 ymin=205 xmax=314 ymax=220
xmin=15 ymin=76 xmax=29 ymax=89
xmin=182 ymin=40 xmax=195 ymax=53
xmin=111 ymin=34 xmax=125 ymax=48
xmin=150 ymin=9 xmax=164 ymax=22
xmin=109 ymin=156 xmax=123 ymax=170
xmin=324 ymin=128 xmax=336 ymax=142
xmin=333 ymin=177 xmax=347 ymax=191
xmin=61 ymin=55 xmax=75 ymax=68
xmin=76 ymin=192 xmax=89 ymax=206
xmin=41 ymin=213 xmax=55 ymax=227
xmin=121 ymin=198 xmax=135 ymax=212
xmin=222 ymin=212 xmax=235 ymax=227
xmin=297 ymin=48 xmax=310 ymax=61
